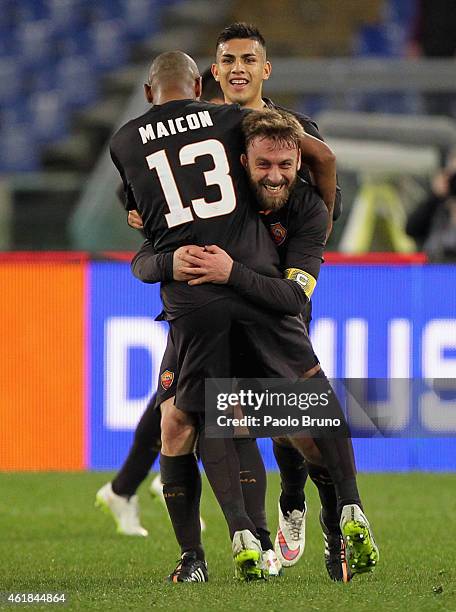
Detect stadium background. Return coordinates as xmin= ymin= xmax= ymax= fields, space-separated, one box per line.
xmin=2 ymin=3 xmax=456 ymax=608
xmin=1 ymin=1 xmax=456 ymax=472
xmin=1 ymin=254 xmax=455 ymax=472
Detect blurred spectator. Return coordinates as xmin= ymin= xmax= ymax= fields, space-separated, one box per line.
xmin=407 ymin=0 xmax=456 ymax=117
xmin=406 ymin=150 xmax=456 ymax=260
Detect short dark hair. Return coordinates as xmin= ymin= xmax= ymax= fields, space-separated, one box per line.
xmin=242 ymin=109 xmax=304 ymax=151
xmin=201 ymin=67 xmax=224 ymax=102
xmin=449 ymin=172 xmax=456 ymax=197
xmin=216 ymin=22 xmax=266 ymax=52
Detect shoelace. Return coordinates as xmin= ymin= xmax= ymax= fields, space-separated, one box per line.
xmin=287 ymin=512 xmax=304 ymax=541
xmin=170 ymin=561 xmax=183 ymax=579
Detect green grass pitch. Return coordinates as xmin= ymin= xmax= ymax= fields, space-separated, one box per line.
xmin=1 ymin=472 xmax=455 ymax=611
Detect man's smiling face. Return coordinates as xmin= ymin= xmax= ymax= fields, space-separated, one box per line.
xmin=212 ymin=38 xmax=271 ymax=108
xmin=242 ymin=136 xmax=301 ymax=211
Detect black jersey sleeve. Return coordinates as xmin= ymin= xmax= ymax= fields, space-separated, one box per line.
xmin=110 ymin=146 xmax=138 ymax=211
xmin=283 ymin=190 xmax=328 ymax=275
xmin=280 ymin=194 xmax=328 ymax=296
xmin=131 ymin=239 xmax=174 ymax=283
xmin=263 ymin=99 xmax=342 ymax=220
xmin=228 ymin=262 xmax=308 ymax=316
xmin=297 ymin=117 xmax=342 ymax=221
xmin=227 ymin=191 xmax=328 ymax=316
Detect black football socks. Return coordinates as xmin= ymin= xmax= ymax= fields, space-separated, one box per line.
xmin=112 ymin=396 xmax=162 ymax=498
xmin=198 ymin=429 xmax=258 ymax=539
xmin=235 ymin=438 xmax=273 ymax=551
xmin=307 ymin=462 xmax=339 ymax=530
xmin=273 ymin=439 xmax=308 ymax=515
xmin=160 ymin=453 xmax=204 ymax=561
xmin=306 ymin=370 xmax=362 ymax=515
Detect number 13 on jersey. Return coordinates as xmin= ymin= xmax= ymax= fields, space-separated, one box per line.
xmin=146 ymin=139 xmax=237 ymax=228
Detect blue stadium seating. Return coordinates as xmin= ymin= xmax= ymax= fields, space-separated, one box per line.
xmin=0 ymin=124 xmax=40 ymax=172
xmin=89 ymin=19 xmax=127 ymax=71
xmin=29 ymin=91 xmax=69 ymax=144
xmin=0 ymin=0 xmax=184 ymax=173
xmin=300 ymin=0 xmax=420 ymax=118
xmin=56 ymin=56 xmax=99 ymax=109
xmin=16 ymin=20 xmax=57 ymax=69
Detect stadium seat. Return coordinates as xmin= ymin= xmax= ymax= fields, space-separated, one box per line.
xmin=90 ymin=0 xmax=124 ymax=21
xmin=354 ymin=25 xmax=392 ymax=57
xmin=123 ymin=0 xmax=160 ymax=40
xmin=89 ymin=19 xmax=127 ymax=71
xmin=32 ymin=63 xmax=59 ymax=94
xmin=29 ymin=91 xmax=69 ymax=144
xmin=46 ymin=0 xmax=89 ymax=35
xmin=0 ymin=0 xmax=16 ymax=30
xmin=0 ymin=34 xmax=16 ymax=58
xmin=16 ymin=20 xmax=57 ymax=69
xmin=56 ymin=28 xmax=92 ymax=60
xmin=56 ymin=56 xmax=98 ymax=109
xmin=0 ymin=124 xmax=40 ymax=172
xmin=0 ymin=58 xmax=23 ymax=104
xmin=16 ymin=0 xmax=48 ymax=22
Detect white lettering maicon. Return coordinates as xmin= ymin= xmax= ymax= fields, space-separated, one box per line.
xmin=139 ymin=124 xmax=155 ymax=144
xmin=105 ymin=317 xmax=168 ymax=430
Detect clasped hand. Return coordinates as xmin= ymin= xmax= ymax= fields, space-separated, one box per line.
xmin=173 ymin=245 xmax=233 ymax=285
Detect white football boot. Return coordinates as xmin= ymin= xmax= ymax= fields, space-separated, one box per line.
xmin=262 ymin=549 xmax=283 ymax=577
xmin=95 ymin=482 xmax=148 ymax=537
xmin=274 ymin=501 xmax=307 ymax=567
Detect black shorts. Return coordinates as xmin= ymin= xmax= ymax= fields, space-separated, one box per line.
xmin=156 ymin=296 xmax=318 ymax=413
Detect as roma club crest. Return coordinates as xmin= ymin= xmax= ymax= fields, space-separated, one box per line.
xmin=269 ymin=222 xmax=287 ymax=246
xmin=160 ymin=369 xmax=174 ymax=390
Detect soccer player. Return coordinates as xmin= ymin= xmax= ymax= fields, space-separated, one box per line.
xmin=212 ymin=22 xmax=342 ymax=233
xmin=133 ymin=108 xmax=378 ymax=584
xmin=110 ymin=25 xmax=343 ymax=557
xmin=210 ymin=22 xmax=348 ymax=574
xmin=109 ymin=51 xmax=347 ymax=582
xmin=102 ymin=28 xmax=349 ymax=579
xmin=94 ymin=68 xmax=224 ymax=538
xmin=131 ymin=109 xmax=329 ymax=580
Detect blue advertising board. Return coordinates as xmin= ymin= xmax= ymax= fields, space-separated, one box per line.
xmin=89 ymin=263 xmax=168 ymax=469
xmin=88 ymin=263 xmax=456 ymax=471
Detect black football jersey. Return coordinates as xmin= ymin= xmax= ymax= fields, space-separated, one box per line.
xmin=264 ymin=178 xmax=327 ymax=280
xmin=263 ymin=98 xmax=342 ymax=220
xmin=110 ymin=99 xmax=281 ymax=319
xmin=130 ymin=179 xmax=327 ymax=317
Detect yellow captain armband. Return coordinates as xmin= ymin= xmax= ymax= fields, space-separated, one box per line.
xmin=284 ymin=268 xmax=317 ymax=299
